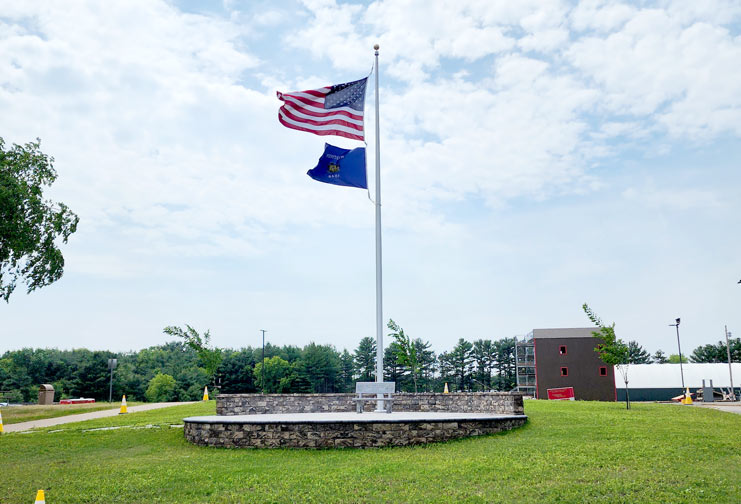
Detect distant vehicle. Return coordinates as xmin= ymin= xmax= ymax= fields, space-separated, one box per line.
xmin=0 ymin=402 xmax=8 ymax=407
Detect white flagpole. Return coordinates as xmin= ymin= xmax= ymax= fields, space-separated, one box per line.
xmin=373 ymin=44 xmax=385 ymax=411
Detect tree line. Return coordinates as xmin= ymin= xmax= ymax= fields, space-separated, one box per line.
xmin=0 ymin=324 xmax=518 ymax=403
xmin=2 ymin=322 xmax=737 ymax=404
xmin=618 ymin=339 xmax=740 ymax=365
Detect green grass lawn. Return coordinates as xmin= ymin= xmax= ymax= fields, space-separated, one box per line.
xmin=0 ymin=402 xmax=144 ymax=425
xmin=0 ymin=400 xmax=739 ymax=503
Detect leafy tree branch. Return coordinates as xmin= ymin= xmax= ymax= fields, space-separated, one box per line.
xmin=583 ymin=303 xmax=632 ymax=409
xmin=163 ymin=325 xmax=222 ymax=388
xmin=0 ymin=137 xmax=79 ymax=302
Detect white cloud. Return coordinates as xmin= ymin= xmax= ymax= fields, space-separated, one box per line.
xmin=2 ymin=0 xmax=740 ymax=260
xmin=566 ymin=5 xmax=741 ymax=138
xmin=1 ymin=0 xmax=740 ymax=355
xmin=622 ymin=185 xmax=724 ymax=212
xmin=570 ymin=0 xmax=637 ymax=33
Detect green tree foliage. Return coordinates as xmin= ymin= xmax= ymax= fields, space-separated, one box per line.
xmin=450 ymin=338 xmax=474 ymax=391
xmin=668 ymin=354 xmax=689 ymax=364
xmin=690 ymin=338 xmax=740 ymax=363
xmin=387 ymin=319 xmax=421 ymax=392
xmin=472 ymin=339 xmax=494 ymax=390
xmin=652 ymin=350 xmax=668 ymax=364
xmin=493 ymin=338 xmax=517 ymax=391
xmin=415 ymin=339 xmax=436 ymax=392
xmin=297 ymin=343 xmax=341 ymax=393
xmin=383 ymin=343 xmax=404 ymax=388
xmin=583 ymin=303 xmax=632 ymax=409
xmin=71 ymin=351 xmax=114 ymax=399
xmin=145 ymin=373 xmax=177 ymax=402
xmin=9 ymin=328 xmax=708 ymax=403
xmin=436 ymin=350 xmax=454 ymax=389
xmin=354 ymin=337 xmax=376 ymax=381
xmin=0 ymin=138 xmax=79 ymax=302
xmin=627 ymin=341 xmax=652 ymax=364
xmin=217 ymin=349 xmax=256 ymax=394
xmin=254 ymin=356 xmax=293 ymax=393
xmin=163 ymin=325 xmax=223 ymax=387
xmin=339 ymin=349 xmax=355 ymax=392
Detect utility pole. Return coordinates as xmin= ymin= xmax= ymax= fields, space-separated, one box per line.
xmin=725 ymin=326 xmax=736 ymax=401
xmin=260 ymin=329 xmax=266 ymax=394
xmin=669 ymin=318 xmax=685 ymax=392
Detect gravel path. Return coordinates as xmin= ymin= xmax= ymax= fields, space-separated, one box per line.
xmin=3 ymin=402 xmax=197 ymax=432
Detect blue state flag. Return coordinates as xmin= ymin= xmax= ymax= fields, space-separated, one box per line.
xmin=307 ymin=143 xmax=367 ymax=189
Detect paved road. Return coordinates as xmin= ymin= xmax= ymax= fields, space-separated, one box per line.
xmin=3 ymin=402 xmax=197 ymax=433
xmin=692 ymin=402 xmax=741 ymax=415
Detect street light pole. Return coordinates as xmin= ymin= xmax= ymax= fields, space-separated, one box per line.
xmin=669 ymin=318 xmax=685 ymax=391
xmin=260 ymin=329 xmax=266 ymax=394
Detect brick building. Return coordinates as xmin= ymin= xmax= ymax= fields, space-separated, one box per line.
xmin=515 ymin=328 xmax=616 ymax=401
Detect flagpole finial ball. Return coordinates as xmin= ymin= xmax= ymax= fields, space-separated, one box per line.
xmin=374 ymin=44 xmax=379 ymax=50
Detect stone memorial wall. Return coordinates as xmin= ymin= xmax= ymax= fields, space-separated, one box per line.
xmin=184 ymin=415 xmax=528 ymax=449
xmin=217 ymin=392 xmax=524 ymax=416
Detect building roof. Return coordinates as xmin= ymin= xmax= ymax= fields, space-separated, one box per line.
xmin=531 ymin=328 xmax=599 ymax=339
xmin=615 ymin=363 xmax=741 ymax=389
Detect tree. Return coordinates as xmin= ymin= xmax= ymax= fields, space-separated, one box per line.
xmin=383 ymin=343 xmax=405 ymax=388
xmin=254 ymin=356 xmax=293 ymax=393
xmin=668 ymin=354 xmax=689 ymax=364
xmin=298 ymin=343 xmax=340 ymax=393
xmin=493 ymin=338 xmax=517 ymax=391
xmin=690 ymin=338 xmax=740 ymax=363
xmin=450 ymin=338 xmax=474 ymax=391
xmin=339 ymin=349 xmax=355 ymax=392
xmin=354 ymin=337 xmax=376 ymax=381
xmin=1 ymin=137 xmax=79 ymax=302
xmin=583 ymin=303 xmax=632 ymax=409
xmin=70 ymin=350 xmax=114 ymax=400
xmin=415 ymin=339 xmax=436 ymax=392
xmin=627 ymin=341 xmax=652 ymax=364
xmin=472 ymin=339 xmax=493 ymax=390
xmin=218 ymin=349 xmax=256 ymax=394
xmin=163 ymin=325 xmax=222 ymax=388
xmin=388 ymin=319 xmax=420 ymax=392
xmin=436 ymin=351 xmax=456 ymax=390
xmin=652 ymin=350 xmax=668 ymax=364
xmin=145 ymin=373 xmax=177 ymax=402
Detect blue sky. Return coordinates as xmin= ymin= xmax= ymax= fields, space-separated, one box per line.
xmin=1 ymin=0 xmax=740 ymax=356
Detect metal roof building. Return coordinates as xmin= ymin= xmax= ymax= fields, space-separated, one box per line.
xmin=616 ymin=363 xmax=740 ymax=401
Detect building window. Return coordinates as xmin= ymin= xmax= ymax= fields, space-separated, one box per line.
xmin=599 ymin=367 xmax=607 ymax=376
xmin=560 ymin=367 xmax=568 ymax=376
xmin=559 ymin=345 xmax=567 ymax=355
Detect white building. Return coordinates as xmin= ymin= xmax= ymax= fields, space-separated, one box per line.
xmin=616 ymin=363 xmax=740 ymax=401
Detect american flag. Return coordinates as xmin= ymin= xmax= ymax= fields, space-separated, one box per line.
xmin=277 ymin=77 xmax=367 ymax=141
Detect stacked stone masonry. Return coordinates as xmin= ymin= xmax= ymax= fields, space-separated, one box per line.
xmin=217 ymin=392 xmax=524 ymax=416
xmin=184 ymin=416 xmax=528 ymax=449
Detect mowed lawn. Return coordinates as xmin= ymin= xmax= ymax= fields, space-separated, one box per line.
xmin=1 ymin=402 xmax=144 ymax=425
xmin=0 ymin=400 xmax=739 ymax=503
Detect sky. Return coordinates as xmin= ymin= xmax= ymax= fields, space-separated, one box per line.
xmin=1 ymin=0 xmax=740 ymax=357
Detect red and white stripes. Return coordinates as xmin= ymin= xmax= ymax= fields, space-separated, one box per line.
xmin=277 ymin=87 xmax=365 ymax=141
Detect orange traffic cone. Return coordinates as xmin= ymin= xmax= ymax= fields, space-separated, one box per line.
xmin=444 ymin=382 xmax=450 ymax=394
xmin=203 ymin=386 xmax=209 ymax=401
xmin=119 ymin=395 xmax=128 ymax=414
xmin=35 ymin=489 xmax=46 ymax=503
xmin=683 ymin=388 xmax=693 ymax=405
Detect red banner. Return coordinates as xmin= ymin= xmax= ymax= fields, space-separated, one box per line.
xmin=59 ymin=398 xmax=96 ymax=404
xmin=547 ymin=387 xmax=575 ymax=400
